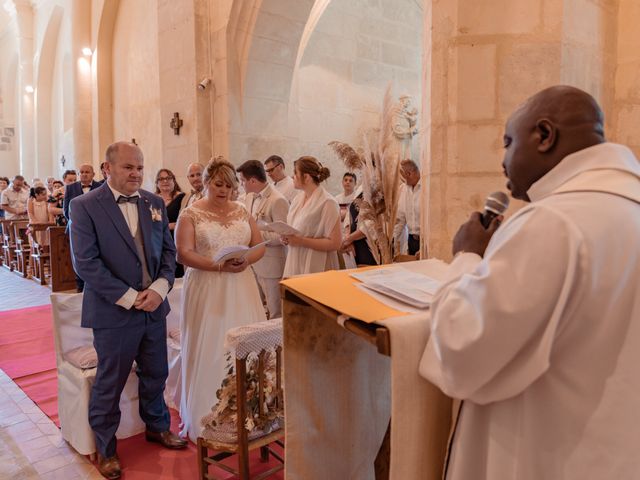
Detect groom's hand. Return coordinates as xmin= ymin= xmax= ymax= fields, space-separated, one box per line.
xmin=134 ymin=289 xmax=163 ymax=312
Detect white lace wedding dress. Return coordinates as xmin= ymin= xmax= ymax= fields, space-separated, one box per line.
xmin=178 ymin=203 xmax=266 ymax=442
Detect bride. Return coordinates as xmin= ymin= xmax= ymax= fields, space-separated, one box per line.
xmin=175 ymin=159 xmax=266 ymax=442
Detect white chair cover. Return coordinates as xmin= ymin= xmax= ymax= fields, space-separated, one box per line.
xmin=50 ymin=292 xmax=145 ymax=455
xmin=164 ymin=278 xmax=183 ymax=409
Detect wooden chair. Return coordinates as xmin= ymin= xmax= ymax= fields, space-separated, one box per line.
xmin=197 ymin=319 xmax=285 ymax=480
xmin=29 ymin=223 xmax=56 ymax=285
xmin=1 ymin=219 xmax=16 ymax=270
xmin=12 ymin=220 xmax=30 ymax=277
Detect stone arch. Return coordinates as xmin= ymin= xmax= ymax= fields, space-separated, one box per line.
xmin=34 ymin=4 xmax=64 ymax=175
xmin=225 ymin=0 xmax=317 ymax=162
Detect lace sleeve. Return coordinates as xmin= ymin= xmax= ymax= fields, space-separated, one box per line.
xmin=233 ymin=202 xmax=251 ymax=222
xmin=179 ymin=206 xmax=198 ymax=226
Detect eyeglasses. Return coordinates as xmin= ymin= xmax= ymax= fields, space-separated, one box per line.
xmin=158 ymin=177 xmax=174 ymax=182
xmin=265 ymin=166 xmax=279 ymax=174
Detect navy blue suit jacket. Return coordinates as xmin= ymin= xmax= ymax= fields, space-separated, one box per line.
xmin=68 ymin=183 xmax=176 ymax=329
xmin=63 ymin=180 xmax=101 ymax=221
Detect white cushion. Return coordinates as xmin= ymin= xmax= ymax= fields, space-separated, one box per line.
xmin=64 ymin=346 xmax=98 ymax=369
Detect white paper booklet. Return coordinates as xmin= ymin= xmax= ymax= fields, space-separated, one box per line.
xmin=257 ymin=220 xmax=301 ymax=236
xmin=213 ymin=241 xmax=269 ymax=264
xmin=350 ymin=266 xmax=443 ymax=309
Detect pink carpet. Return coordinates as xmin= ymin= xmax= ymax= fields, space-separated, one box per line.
xmin=0 ymin=304 xmax=59 ymax=425
xmin=0 ymin=304 xmax=285 ymax=479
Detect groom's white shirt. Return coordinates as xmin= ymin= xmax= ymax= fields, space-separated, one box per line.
xmin=106 ymin=182 xmax=169 ymax=310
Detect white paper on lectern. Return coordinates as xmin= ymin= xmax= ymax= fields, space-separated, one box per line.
xmin=257 ymin=220 xmax=301 ymax=236
xmin=354 ymin=283 xmax=427 ymax=314
xmin=351 ymin=266 xmax=442 ymax=309
xmin=213 ymin=241 xmax=269 ymax=264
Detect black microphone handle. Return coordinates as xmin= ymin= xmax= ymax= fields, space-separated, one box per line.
xmin=481 ymin=210 xmax=498 ymax=229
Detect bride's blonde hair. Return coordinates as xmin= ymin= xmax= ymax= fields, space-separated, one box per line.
xmin=203 ymin=157 xmax=238 ymax=189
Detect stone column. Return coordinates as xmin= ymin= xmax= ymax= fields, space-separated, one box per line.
xmin=611 ymin=0 xmax=640 ymax=158
xmin=13 ymin=0 xmax=35 ymax=179
xmin=72 ymin=0 xmax=93 ymax=166
xmin=421 ymin=0 xmax=621 ymax=260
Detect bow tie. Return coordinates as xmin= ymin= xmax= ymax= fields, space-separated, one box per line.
xmin=117 ymin=195 xmax=139 ymax=204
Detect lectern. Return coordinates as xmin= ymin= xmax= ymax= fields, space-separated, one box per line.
xmin=281 ymin=260 xmax=453 ymax=480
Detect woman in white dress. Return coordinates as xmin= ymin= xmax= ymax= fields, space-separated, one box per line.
xmin=175 ymin=159 xmax=266 ymax=442
xmin=281 ymin=156 xmax=342 ymax=277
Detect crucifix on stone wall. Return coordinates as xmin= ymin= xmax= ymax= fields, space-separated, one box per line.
xmin=170 ymin=112 xmax=183 ymax=135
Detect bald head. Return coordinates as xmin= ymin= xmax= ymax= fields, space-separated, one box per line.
xmin=78 ymin=163 xmax=95 ymax=185
xmin=104 ymin=141 xmax=144 ymax=195
xmin=105 ymin=142 xmax=144 ymax=164
xmin=502 ymin=85 xmax=606 ymax=201
xmin=186 ymin=162 xmax=205 ymax=192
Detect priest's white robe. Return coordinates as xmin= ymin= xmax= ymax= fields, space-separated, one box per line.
xmin=420 ymin=143 xmax=640 ymax=480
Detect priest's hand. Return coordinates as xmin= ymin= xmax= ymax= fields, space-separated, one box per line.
xmin=134 ymin=289 xmax=163 ymax=312
xmin=452 ymin=212 xmax=501 ymax=257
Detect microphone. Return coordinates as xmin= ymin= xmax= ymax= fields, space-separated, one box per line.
xmin=481 ymin=191 xmax=510 ymax=228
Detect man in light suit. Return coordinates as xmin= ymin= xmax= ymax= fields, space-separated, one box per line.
xmin=69 ymin=142 xmax=186 ymax=479
xmin=64 ymin=163 xmax=101 ymax=291
xmin=237 ymin=160 xmax=289 ymax=318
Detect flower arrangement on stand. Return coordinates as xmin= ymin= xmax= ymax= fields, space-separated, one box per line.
xmin=329 ymin=86 xmax=403 ymax=265
xmin=201 ymin=349 xmax=283 ymax=440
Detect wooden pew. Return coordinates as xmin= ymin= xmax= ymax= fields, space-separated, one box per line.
xmin=12 ymin=221 xmax=31 ymax=277
xmin=1 ymin=219 xmax=15 ymax=270
xmin=48 ymin=227 xmax=77 ymax=292
xmin=29 ymin=223 xmax=56 ymax=285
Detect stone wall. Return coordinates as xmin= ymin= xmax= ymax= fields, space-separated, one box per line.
xmin=225 ymin=0 xmax=423 ymax=195
xmin=112 ymin=0 xmax=163 ymax=190
xmin=612 ymin=0 xmax=640 ymax=159
xmin=421 ymin=0 xmax=632 ymax=261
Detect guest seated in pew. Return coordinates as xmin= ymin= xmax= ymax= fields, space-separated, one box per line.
xmin=419 ymin=86 xmax=640 ymax=480
xmin=281 ymin=156 xmax=342 ymax=277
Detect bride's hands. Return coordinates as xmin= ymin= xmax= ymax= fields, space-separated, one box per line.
xmin=221 ymin=257 xmax=248 ymax=273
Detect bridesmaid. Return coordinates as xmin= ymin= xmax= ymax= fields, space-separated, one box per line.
xmin=155 ymin=168 xmax=186 ymax=277
xmin=281 ymin=156 xmax=342 ymax=277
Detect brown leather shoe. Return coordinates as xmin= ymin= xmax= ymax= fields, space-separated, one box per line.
xmin=145 ymin=430 xmax=188 ymax=449
xmin=96 ymin=454 xmax=121 ymax=479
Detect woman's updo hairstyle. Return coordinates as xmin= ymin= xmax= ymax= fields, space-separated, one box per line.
xmin=203 ymin=156 xmax=238 ymax=189
xmin=294 ymin=156 xmax=330 ymax=185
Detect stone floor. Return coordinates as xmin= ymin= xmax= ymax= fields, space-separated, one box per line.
xmin=0 ymin=370 xmax=102 ymax=479
xmin=0 ymin=268 xmax=100 ymax=478
xmin=0 ymin=267 xmax=54 ymax=312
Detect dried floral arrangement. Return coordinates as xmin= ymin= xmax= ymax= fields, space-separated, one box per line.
xmin=201 ymin=349 xmax=283 ymax=439
xmin=328 ymin=85 xmax=403 ymax=264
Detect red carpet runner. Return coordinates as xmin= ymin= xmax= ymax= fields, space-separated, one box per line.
xmin=0 ymin=305 xmax=284 ymax=479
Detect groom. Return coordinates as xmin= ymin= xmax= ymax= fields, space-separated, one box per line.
xmin=69 ymin=141 xmax=186 ymax=479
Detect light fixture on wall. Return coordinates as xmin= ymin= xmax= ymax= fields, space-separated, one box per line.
xmin=82 ymin=47 xmax=93 ymax=56
xmin=197 ymin=78 xmax=212 ymax=91
xmin=25 ymin=85 xmax=34 ymax=93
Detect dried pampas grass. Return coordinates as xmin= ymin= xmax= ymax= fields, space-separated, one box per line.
xmin=328 ymin=84 xmax=403 ymax=265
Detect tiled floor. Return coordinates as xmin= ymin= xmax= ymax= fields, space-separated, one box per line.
xmin=0 ymin=268 xmax=99 ymax=478
xmin=0 ymin=267 xmax=54 ymax=312
xmin=0 ymin=370 xmax=101 ymax=480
